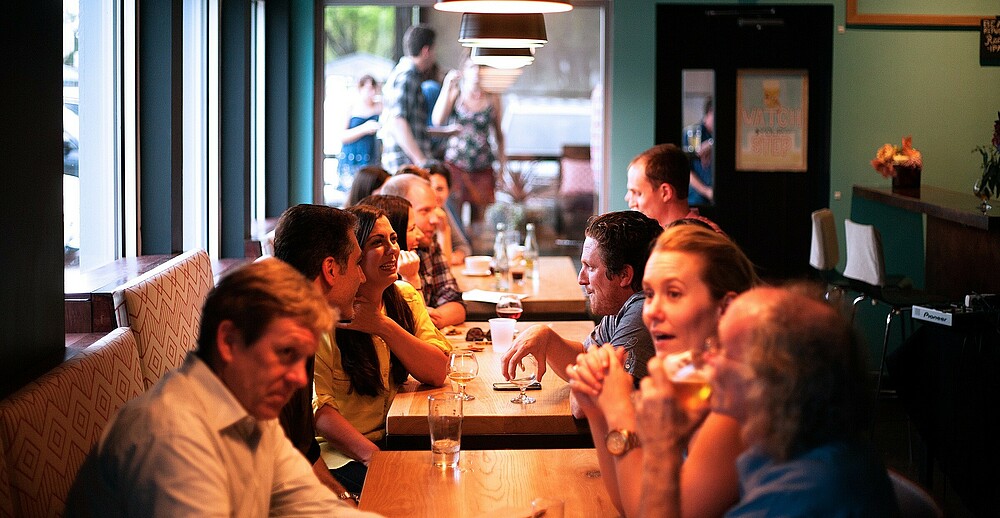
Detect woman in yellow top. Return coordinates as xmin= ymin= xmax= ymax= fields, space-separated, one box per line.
xmin=314 ymin=204 xmax=451 ymax=494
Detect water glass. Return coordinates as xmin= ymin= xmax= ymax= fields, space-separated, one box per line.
xmin=428 ymin=392 xmax=463 ymax=468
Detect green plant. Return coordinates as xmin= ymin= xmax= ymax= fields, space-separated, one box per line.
xmin=973 ymin=112 xmax=1000 ymax=200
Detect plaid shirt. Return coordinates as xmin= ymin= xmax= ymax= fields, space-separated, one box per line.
xmin=380 ymin=58 xmax=430 ymax=172
xmin=417 ymin=243 xmax=464 ymax=308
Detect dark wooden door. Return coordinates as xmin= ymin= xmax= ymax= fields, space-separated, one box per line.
xmin=656 ymin=4 xmax=833 ymax=280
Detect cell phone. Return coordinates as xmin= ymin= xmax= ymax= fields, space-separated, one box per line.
xmin=493 ymin=381 xmax=542 ymax=391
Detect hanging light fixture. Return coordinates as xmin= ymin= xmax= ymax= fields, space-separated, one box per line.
xmin=471 ymin=47 xmax=535 ymax=69
xmin=459 ymin=13 xmax=547 ymax=48
xmin=434 ymin=0 xmax=572 ymax=14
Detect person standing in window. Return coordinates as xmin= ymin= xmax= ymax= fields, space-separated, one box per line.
xmin=685 ymin=96 xmax=714 ymax=205
xmin=380 ymin=25 xmax=436 ymax=172
xmin=432 ymin=57 xmax=506 ymax=223
xmin=339 ymin=75 xmax=382 ymax=193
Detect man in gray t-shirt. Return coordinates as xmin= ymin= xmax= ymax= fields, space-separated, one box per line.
xmin=500 ymin=211 xmax=662 ymax=387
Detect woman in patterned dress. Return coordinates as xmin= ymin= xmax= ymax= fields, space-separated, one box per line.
xmin=431 ymin=58 xmax=506 ymax=222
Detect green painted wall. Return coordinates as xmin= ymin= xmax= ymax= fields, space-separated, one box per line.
xmin=609 ymin=0 xmax=1000 ymax=362
xmin=289 ymin=0 xmax=314 ymax=205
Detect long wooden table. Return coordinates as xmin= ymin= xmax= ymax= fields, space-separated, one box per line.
xmin=359 ymin=449 xmax=620 ymax=518
xmin=385 ymin=320 xmax=595 ymax=449
xmin=453 ymin=256 xmax=588 ymax=320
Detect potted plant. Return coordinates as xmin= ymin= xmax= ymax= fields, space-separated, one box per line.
xmin=871 ymin=136 xmax=922 ymax=196
xmin=972 ymin=112 xmax=1000 ymax=212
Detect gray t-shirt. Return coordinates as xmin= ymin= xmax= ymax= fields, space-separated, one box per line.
xmin=583 ymin=291 xmax=655 ymax=383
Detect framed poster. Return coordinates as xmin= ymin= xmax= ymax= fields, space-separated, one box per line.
xmin=735 ymin=69 xmax=808 ymax=172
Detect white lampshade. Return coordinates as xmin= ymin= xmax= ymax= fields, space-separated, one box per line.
xmin=471 ymin=47 xmax=535 ymax=69
xmin=434 ymin=0 xmax=572 ymax=14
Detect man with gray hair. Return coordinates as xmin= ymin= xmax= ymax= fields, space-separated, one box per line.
xmin=381 ymin=173 xmax=466 ymax=328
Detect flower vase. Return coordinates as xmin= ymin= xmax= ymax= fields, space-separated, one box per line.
xmin=892 ymin=165 xmax=921 ymax=197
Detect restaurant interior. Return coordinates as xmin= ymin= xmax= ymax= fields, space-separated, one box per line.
xmin=3 ymin=1 xmax=1000 ymax=516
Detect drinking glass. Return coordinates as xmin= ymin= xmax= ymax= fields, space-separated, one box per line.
xmin=428 ymin=392 xmax=463 ymax=468
xmin=664 ymin=343 xmax=714 ymax=413
xmin=448 ymin=351 xmax=479 ymax=401
xmin=496 ymin=295 xmax=523 ymax=320
xmin=510 ymin=354 xmax=538 ymax=404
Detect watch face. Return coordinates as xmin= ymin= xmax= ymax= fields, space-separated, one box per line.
xmin=607 ymin=430 xmax=627 ymax=455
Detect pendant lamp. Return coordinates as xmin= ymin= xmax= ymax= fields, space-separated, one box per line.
xmin=471 ymin=47 xmax=535 ymax=69
xmin=434 ymin=0 xmax=572 ymax=14
xmin=459 ymin=13 xmax=547 ymax=48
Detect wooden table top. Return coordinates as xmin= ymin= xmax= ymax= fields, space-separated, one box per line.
xmin=853 ymin=184 xmax=1000 ymax=230
xmin=454 ymin=256 xmax=588 ymax=319
xmin=358 ymin=449 xmax=621 ymax=518
xmin=387 ymin=321 xmax=595 ymax=438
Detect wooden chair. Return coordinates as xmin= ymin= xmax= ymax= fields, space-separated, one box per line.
xmin=114 ymin=249 xmax=214 ymax=389
xmin=0 ymin=328 xmax=144 ymax=517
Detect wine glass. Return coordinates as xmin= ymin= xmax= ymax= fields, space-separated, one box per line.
xmin=973 ymin=179 xmax=993 ymax=213
xmin=448 ymin=351 xmax=479 ymax=401
xmin=510 ymin=354 xmax=538 ymax=404
xmin=496 ymin=295 xmax=523 ymax=320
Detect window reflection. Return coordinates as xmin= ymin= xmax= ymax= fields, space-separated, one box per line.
xmin=682 ymin=69 xmax=715 ymax=206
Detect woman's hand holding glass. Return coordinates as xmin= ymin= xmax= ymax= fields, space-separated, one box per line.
xmin=635 ymin=356 xmax=712 ymax=453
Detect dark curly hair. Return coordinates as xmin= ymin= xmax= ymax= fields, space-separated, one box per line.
xmin=584 ymin=211 xmax=663 ymax=292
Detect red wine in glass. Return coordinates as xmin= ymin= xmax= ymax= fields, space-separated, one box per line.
xmin=496 ymin=307 xmax=523 ymax=320
xmin=496 ymin=295 xmax=523 ymax=320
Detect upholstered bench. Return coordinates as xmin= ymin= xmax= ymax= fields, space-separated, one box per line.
xmin=0 ymin=327 xmax=144 ymax=517
xmin=114 ymin=249 xmax=214 ymax=389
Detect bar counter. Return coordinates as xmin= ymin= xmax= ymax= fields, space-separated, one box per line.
xmin=853 ymin=185 xmax=1000 ymax=299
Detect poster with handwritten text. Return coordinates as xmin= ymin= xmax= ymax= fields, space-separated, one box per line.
xmin=982 ymin=17 xmax=1000 ymax=66
xmin=736 ymin=70 xmax=809 ymax=172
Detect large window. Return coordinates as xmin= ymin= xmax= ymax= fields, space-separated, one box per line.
xmin=64 ymin=0 xmax=123 ymax=272
xmin=321 ymin=3 xmax=606 ymax=254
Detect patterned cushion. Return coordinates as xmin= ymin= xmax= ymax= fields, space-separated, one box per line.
xmin=0 ymin=441 xmax=12 ymax=518
xmin=0 ymin=328 xmax=144 ymax=517
xmin=116 ymin=249 xmax=214 ymax=389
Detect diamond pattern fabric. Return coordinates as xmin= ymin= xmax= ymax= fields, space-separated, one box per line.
xmin=0 ymin=327 xmax=144 ymax=517
xmin=116 ymin=249 xmax=214 ymax=389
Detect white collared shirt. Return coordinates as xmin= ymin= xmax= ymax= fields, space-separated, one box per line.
xmin=68 ymin=353 xmax=379 ymax=517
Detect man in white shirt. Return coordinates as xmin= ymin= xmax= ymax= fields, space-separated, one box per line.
xmin=67 ymin=259 xmax=379 ymax=517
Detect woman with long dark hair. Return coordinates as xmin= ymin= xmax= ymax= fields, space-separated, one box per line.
xmin=356 ymin=194 xmax=424 ymax=293
xmin=313 ymin=204 xmax=450 ymax=493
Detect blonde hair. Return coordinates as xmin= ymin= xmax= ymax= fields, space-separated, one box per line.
xmin=653 ymin=225 xmax=758 ymax=299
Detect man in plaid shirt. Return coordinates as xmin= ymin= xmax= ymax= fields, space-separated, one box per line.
xmin=381 ymin=174 xmax=466 ymax=328
xmin=380 ymin=25 xmax=436 ymax=172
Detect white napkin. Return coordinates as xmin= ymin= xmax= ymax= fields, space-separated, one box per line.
xmin=461 ymin=289 xmax=530 ymax=304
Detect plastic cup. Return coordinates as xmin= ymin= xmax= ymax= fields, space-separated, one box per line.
xmin=428 ymin=392 xmax=463 ymax=469
xmin=489 ymin=318 xmax=517 ymax=352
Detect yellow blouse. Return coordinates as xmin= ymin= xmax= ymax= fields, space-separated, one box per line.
xmin=314 ymin=281 xmax=450 ymax=467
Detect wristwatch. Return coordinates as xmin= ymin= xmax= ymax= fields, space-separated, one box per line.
xmin=605 ymin=429 xmax=641 ymax=456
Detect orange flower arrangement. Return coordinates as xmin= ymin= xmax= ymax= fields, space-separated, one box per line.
xmin=871 ymin=136 xmax=923 ymax=178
